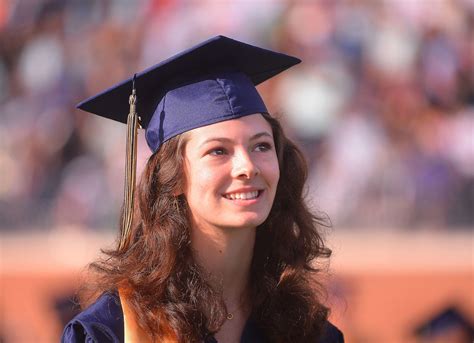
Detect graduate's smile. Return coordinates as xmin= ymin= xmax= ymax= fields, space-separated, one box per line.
xmin=223 ymin=188 xmax=262 ymax=200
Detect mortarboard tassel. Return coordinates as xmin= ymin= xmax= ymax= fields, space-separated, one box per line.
xmin=119 ymin=75 xmax=139 ymax=251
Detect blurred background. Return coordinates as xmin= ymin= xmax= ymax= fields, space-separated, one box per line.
xmin=0 ymin=0 xmax=472 ymax=342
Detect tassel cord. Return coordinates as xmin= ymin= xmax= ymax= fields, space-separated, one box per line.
xmin=120 ymin=88 xmax=138 ymax=251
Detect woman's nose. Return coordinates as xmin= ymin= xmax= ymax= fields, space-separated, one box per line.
xmin=231 ymin=151 xmax=260 ymax=179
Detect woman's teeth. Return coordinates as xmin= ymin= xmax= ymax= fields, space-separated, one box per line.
xmin=224 ymin=191 xmax=259 ymax=200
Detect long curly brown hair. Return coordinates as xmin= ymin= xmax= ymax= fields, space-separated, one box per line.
xmin=83 ymin=113 xmax=332 ymax=342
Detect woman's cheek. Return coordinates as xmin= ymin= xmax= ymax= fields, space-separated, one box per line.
xmin=192 ymin=166 xmax=222 ymax=195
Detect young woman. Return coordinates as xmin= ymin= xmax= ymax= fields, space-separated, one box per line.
xmin=62 ymin=36 xmax=343 ymax=343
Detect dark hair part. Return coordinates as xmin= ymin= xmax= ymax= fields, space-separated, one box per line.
xmin=83 ymin=113 xmax=331 ymax=342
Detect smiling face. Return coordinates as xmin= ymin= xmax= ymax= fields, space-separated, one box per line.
xmin=182 ymin=113 xmax=280 ymax=232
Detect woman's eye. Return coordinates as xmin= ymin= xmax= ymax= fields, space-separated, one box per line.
xmin=254 ymin=142 xmax=272 ymax=152
xmin=209 ymin=148 xmax=227 ymax=156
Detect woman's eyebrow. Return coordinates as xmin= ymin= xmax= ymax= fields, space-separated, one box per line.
xmin=250 ymin=132 xmax=273 ymax=140
xmin=199 ymin=131 xmax=273 ymax=148
xmin=198 ymin=137 xmax=233 ymax=148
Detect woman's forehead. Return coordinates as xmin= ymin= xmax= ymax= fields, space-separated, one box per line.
xmin=185 ymin=113 xmax=273 ymax=145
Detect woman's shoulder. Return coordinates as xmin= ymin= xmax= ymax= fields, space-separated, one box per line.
xmin=319 ymin=321 xmax=344 ymax=343
xmin=61 ymin=292 xmax=124 ymax=343
xmin=240 ymin=319 xmax=343 ymax=343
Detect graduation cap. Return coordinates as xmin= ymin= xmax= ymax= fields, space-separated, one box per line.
xmin=76 ymin=35 xmax=301 ymax=250
xmin=414 ymin=306 xmax=473 ymax=342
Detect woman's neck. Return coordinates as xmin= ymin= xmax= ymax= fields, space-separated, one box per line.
xmin=190 ymin=224 xmax=256 ymax=305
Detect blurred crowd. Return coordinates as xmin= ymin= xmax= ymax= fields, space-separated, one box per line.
xmin=0 ymin=0 xmax=472 ymax=231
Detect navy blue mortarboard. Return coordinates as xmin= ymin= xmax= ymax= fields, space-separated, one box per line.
xmin=414 ymin=306 xmax=473 ymax=341
xmin=76 ymin=35 xmax=300 ymax=250
xmin=77 ymin=35 xmax=300 ymax=152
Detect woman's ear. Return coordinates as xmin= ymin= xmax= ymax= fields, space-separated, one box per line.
xmin=174 ymin=159 xmax=187 ymax=197
xmin=173 ymin=189 xmax=184 ymax=197
xmin=173 ymin=179 xmax=185 ymax=197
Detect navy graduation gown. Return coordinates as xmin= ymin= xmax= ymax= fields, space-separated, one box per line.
xmin=62 ymin=293 xmax=344 ymax=343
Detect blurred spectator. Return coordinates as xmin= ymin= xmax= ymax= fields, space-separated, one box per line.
xmin=1 ymin=0 xmax=472 ymax=231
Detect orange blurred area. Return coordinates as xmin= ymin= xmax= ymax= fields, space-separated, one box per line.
xmin=1 ymin=229 xmax=472 ymax=342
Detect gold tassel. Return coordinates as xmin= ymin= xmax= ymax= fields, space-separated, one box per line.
xmin=119 ymin=77 xmax=139 ymax=251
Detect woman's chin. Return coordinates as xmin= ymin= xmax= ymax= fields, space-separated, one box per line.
xmin=218 ymin=214 xmax=269 ymax=230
